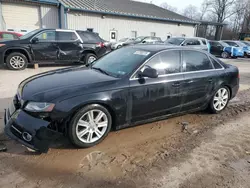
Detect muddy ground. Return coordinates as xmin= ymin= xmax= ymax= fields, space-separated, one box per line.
xmin=1 ymin=59 xmax=250 ymax=188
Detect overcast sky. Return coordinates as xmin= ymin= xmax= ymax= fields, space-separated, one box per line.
xmin=136 ymin=0 xmax=202 ymax=10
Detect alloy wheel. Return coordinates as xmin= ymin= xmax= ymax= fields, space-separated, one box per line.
xmin=76 ymin=110 xmax=108 ymax=143
xmin=213 ymin=88 xmax=229 ymax=111
xmin=10 ymin=56 xmax=25 ymax=69
xmin=87 ymin=56 xmax=97 ymax=64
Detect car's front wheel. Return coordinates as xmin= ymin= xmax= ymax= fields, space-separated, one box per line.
xmin=69 ymin=104 xmax=112 ymax=148
xmin=6 ymin=52 xmax=28 ymax=70
xmin=209 ymin=87 xmax=230 ymax=113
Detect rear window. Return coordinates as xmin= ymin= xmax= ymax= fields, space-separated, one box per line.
xmin=77 ymin=31 xmax=102 ymax=43
xmin=211 ymin=57 xmax=223 ymax=69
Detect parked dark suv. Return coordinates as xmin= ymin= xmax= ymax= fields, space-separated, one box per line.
xmin=0 ymin=29 xmax=111 ymax=70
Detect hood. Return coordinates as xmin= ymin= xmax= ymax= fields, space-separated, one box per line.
xmin=20 ymin=66 xmax=119 ymax=102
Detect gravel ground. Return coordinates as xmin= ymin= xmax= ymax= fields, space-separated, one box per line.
xmin=0 ymin=59 xmax=250 ymax=188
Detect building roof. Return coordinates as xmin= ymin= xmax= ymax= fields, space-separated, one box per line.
xmin=24 ymin=0 xmax=59 ymax=5
xmin=59 ymin=0 xmax=198 ymax=24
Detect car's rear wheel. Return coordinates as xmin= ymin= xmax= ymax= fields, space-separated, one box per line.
xmin=221 ymin=52 xmax=229 ymax=58
xmin=69 ymin=104 xmax=112 ymax=148
xmin=6 ymin=52 xmax=28 ymax=70
xmin=85 ymin=53 xmax=97 ymax=65
xmin=209 ymin=87 xmax=230 ymax=114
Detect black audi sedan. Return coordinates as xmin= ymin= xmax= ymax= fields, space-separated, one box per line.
xmin=5 ymin=45 xmax=239 ymax=153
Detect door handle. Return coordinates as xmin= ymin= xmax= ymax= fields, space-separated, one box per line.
xmin=172 ymin=82 xmax=181 ymax=87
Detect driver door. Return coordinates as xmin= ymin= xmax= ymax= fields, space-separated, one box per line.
xmin=31 ymin=30 xmax=58 ymax=62
xmin=129 ymin=50 xmax=184 ymax=123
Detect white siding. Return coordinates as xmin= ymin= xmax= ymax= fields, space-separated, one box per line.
xmin=2 ymin=3 xmax=40 ymax=32
xmin=67 ymin=12 xmax=195 ymax=41
xmin=41 ymin=5 xmax=59 ymax=29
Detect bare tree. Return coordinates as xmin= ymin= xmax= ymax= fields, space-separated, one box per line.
xmin=199 ymin=0 xmax=211 ymax=20
xmin=182 ymin=5 xmax=199 ymax=20
xmin=160 ymin=2 xmax=178 ymax=12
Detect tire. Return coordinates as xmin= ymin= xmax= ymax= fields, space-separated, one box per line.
xmin=221 ymin=52 xmax=229 ymax=59
xmin=84 ymin=53 xmax=97 ymax=65
xmin=69 ymin=104 xmax=112 ymax=148
xmin=117 ymin=45 xmax=122 ymax=49
xmin=208 ymin=86 xmax=230 ymax=114
xmin=6 ymin=52 xmax=28 ymax=70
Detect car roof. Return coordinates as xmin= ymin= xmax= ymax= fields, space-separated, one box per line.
xmin=130 ymin=44 xmax=207 ymax=53
xmin=0 ymin=31 xmax=22 ymax=36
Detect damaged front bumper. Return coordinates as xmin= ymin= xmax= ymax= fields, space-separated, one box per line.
xmin=4 ymin=108 xmax=60 ymax=153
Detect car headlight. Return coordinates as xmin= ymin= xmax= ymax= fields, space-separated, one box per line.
xmin=25 ymin=102 xmax=55 ymax=112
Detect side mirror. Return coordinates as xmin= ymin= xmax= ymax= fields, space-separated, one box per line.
xmin=138 ymin=67 xmax=158 ymax=78
xmin=32 ymin=37 xmax=39 ymax=44
xmin=181 ymin=43 xmax=186 ymax=46
xmin=142 ymin=40 xmax=147 ymax=44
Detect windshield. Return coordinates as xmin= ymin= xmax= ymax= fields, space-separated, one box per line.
xmin=92 ymin=48 xmax=151 ymax=78
xmin=135 ymin=36 xmax=145 ymax=42
xmin=219 ymin=41 xmax=230 ymax=47
xmin=119 ymin=38 xmax=128 ymax=42
xmin=20 ymin=29 xmax=40 ymax=39
xmin=166 ymin=38 xmax=185 ymax=45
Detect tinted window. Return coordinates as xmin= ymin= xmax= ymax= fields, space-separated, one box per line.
xmin=144 ymin=50 xmax=181 ymax=75
xmin=184 ymin=39 xmax=201 ymax=45
xmin=225 ymin=41 xmax=238 ymax=47
xmin=166 ymin=37 xmax=185 ymax=45
xmin=77 ymin=31 xmax=102 ymax=43
xmin=2 ymin=33 xmax=15 ymax=40
xmin=201 ymin=39 xmax=207 ymax=45
xmin=183 ymin=51 xmax=213 ymax=72
xmin=211 ymin=58 xmax=223 ymax=69
xmin=36 ymin=31 xmax=56 ymax=41
xmin=57 ymin=31 xmax=78 ymax=41
xmin=92 ymin=48 xmax=151 ymax=78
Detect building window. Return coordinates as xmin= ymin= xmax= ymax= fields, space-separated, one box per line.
xmin=151 ymin=32 xmax=156 ymax=37
xmin=131 ymin=31 xmax=137 ymax=38
xmin=87 ymin=28 xmax=93 ymax=32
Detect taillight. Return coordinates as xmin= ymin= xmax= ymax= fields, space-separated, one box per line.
xmin=97 ymin=42 xmax=105 ymax=48
xmin=238 ymin=73 xmax=240 ymax=79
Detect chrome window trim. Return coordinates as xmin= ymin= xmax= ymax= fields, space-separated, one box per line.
xmin=129 ymin=48 xmax=224 ymax=81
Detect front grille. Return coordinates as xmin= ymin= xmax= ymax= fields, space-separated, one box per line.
xmin=10 ymin=124 xmax=23 ymax=139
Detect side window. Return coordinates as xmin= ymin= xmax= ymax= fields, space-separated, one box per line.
xmin=226 ymin=42 xmax=238 ymax=47
xmin=184 ymin=39 xmax=200 ymax=46
xmin=36 ymin=31 xmax=56 ymax=41
xmin=77 ymin=32 xmax=102 ymax=43
xmin=2 ymin=33 xmax=15 ymax=40
xmin=201 ymin=39 xmax=207 ymax=45
xmin=143 ymin=50 xmax=181 ymax=75
xmin=211 ymin=57 xmax=223 ymax=69
xmin=57 ymin=31 xmax=78 ymax=41
xmin=183 ymin=51 xmax=213 ymax=72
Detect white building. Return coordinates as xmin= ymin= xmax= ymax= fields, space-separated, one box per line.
xmin=0 ymin=0 xmax=198 ymax=41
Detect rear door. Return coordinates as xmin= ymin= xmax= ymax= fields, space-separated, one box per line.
xmin=56 ymin=30 xmax=82 ymax=62
xmin=129 ymin=50 xmax=184 ymax=123
xmin=180 ymin=50 xmax=218 ymax=111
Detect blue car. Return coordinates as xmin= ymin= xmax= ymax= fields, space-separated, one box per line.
xmin=223 ymin=40 xmax=249 ymax=57
xmin=210 ymin=41 xmax=243 ymax=58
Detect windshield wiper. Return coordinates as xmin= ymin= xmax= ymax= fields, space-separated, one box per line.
xmin=92 ymin=67 xmax=111 ymax=76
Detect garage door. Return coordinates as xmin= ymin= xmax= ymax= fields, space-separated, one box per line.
xmin=2 ymin=3 xmax=41 ymax=33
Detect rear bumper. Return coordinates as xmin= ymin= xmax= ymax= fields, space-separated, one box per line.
xmin=231 ymin=82 xmax=239 ymax=99
xmin=4 ymin=109 xmax=60 ymax=153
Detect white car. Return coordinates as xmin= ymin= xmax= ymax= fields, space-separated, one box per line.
xmin=111 ymin=38 xmax=134 ymax=50
xmin=166 ymin=37 xmax=209 ymax=52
